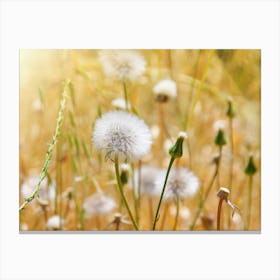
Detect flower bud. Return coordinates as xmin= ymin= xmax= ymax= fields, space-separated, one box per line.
xmin=120 ymin=163 xmax=130 ymax=185
xmin=226 ymin=99 xmax=235 ymax=118
xmin=169 ymin=132 xmax=187 ymax=159
xmin=215 ymin=129 xmax=227 ymax=146
xmin=244 ymin=155 xmax=257 ymax=175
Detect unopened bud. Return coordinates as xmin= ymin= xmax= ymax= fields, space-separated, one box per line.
xmin=169 ymin=132 xmax=187 ymax=159
xmin=215 ymin=129 xmax=227 ymax=146
xmin=244 ymin=155 xmax=257 ymax=175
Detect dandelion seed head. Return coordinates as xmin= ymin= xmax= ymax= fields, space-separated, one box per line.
xmin=99 ymin=50 xmax=146 ymax=81
xmin=111 ymin=98 xmax=131 ymax=110
xmin=46 ymin=215 xmax=64 ymax=230
xmin=153 ymin=79 xmax=177 ymax=102
xmin=133 ymin=166 xmax=162 ymax=197
xmin=83 ymin=193 xmax=116 ymax=217
xmin=155 ymin=168 xmax=200 ymax=200
xmin=92 ymin=111 xmax=152 ymax=162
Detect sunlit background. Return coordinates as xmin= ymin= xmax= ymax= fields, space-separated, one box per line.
xmin=19 ymin=49 xmax=260 ymax=231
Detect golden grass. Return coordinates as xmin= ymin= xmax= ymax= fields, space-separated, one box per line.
xmin=19 ymin=49 xmax=260 ymax=231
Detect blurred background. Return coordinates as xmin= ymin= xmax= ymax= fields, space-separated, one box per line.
xmin=19 ymin=49 xmax=260 ymax=231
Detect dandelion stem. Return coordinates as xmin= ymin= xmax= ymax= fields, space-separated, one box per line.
xmin=114 ymin=155 xmax=139 ymax=230
xmin=19 ymin=79 xmax=69 ymax=212
xmin=160 ymin=203 xmax=169 ymax=230
xmin=123 ymin=81 xmax=129 ymax=111
xmin=152 ymin=157 xmax=175 ymax=230
xmin=216 ymin=145 xmax=223 ymax=189
xmin=173 ymin=197 xmax=180 ymax=230
xmin=228 ymin=118 xmax=234 ymax=192
xmin=246 ymin=175 xmax=253 ymax=230
xmin=186 ymin=137 xmax=192 ymax=169
xmin=149 ymin=197 xmax=154 ymax=227
xmin=227 ymin=117 xmax=234 ymax=228
xmin=217 ymin=198 xmax=224 ymax=230
xmin=131 ymin=164 xmax=139 ymax=224
xmin=137 ymin=160 xmax=142 ymax=224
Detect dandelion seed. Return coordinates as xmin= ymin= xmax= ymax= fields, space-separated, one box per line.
xmin=111 ymin=98 xmax=131 ymax=110
xmin=153 ymin=79 xmax=177 ymax=102
xmin=46 ymin=215 xmax=64 ymax=230
xmin=155 ymin=168 xmax=200 ymax=200
xmin=92 ymin=110 xmax=152 ymax=162
xmin=21 ymin=175 xmax=56 ymax=202
xmin=83 ymin=193 xmax=116 ymax=217
xmin=98 ymin=50 xmax=146 ymax=81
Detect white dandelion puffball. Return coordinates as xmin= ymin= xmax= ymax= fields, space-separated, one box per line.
xmin=153 ymin=79 xmax=177 ymax=102
xmin=83 ymin=193 xmax=116 ymax=217
xmin=46 ymin=215 xmax=64 ymax=230
xmin=111 ymin=98 xmax=131 ymax=110
xmin=98 ymin=50 xmax=146 ymax=81
xmin=92 ymin=111 xmax=152 ymax=161
xmin=155 ymin=168 xmax=200 ymax=200
xmin=21 ymin=175 xmax=56 ymax=201
xmin=133 ymin=166 xmax=162 ymax=197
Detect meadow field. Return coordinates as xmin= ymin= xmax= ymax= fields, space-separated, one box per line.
xmin=19 ymin=49 xmax=260 ymax=231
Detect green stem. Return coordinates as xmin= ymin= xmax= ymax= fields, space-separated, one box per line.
xmin=131 ymin=164 xmax=139 ymax=224
xmin=216 ymin=146 xmax=223 ymax=189
xmin=115 ymin=156 xmax=139 ymax=230
xmin=173 ymin=197 xmax=180 ymax=230
xmin=123 ymin=81 xmax=129 ymax=111
xmin=227 ymin=117 xmax=234 ymax=229
xmin=152 ymin=157 xmax=175 ymax=230
xmin=19 ymin=79 xmax=69 ymax=212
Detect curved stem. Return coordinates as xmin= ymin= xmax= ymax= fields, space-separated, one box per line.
xmin=115 ymin=156 xmax=139 ymax=230
xmin=152 ymin=157 xmax=175 ymax=230
xmin=19 ymin=80 xmax=69 ymax=212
